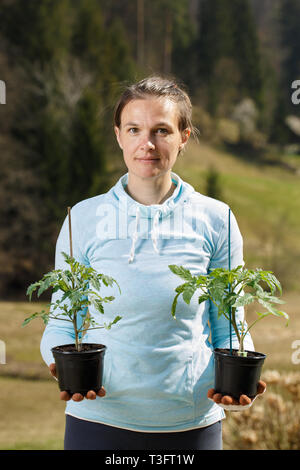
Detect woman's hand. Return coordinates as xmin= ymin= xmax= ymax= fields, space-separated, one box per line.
xmin=49 ymin=363 xmax=106 ymax=401
xmin=207 ymin=380 xmax=266 ymax=406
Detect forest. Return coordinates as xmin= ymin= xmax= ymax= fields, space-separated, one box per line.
xmin=0 ymin=0 xmax=299 ymax=298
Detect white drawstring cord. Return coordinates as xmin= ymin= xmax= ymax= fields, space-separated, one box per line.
xmin=151 ymin=210 xmax=161 ymax=254
xmin=128 ymin=207 xmax=161 ymax=262
xmin=128 ymin=206 xmax=140 ymax=263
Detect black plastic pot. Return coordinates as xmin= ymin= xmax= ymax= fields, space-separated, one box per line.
xmin=213 ymin=348 xmax=266 ymax=399
xmin=51 ymin=343 xmax=106 ymax=395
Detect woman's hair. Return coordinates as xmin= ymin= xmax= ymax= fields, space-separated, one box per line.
xmin=114 ymin=75 xmax=198 ymax=140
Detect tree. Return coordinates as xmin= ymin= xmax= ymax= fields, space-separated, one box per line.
xmin=0 ymin=0 xmax=73 ymax=68
xmin=230 ymin=0 xmax=264 ymax=108
xmin=195 ymin=0 xmax=264 ymax=115
xmin=155 ymin=0 xmax=196 ymax=76
xmin=0 ymin=0 xmax=136 ymax=296
xmin=69 ymin=89 xmax=107 ymax=205
xmin=137 ymin=0 xmax=145 ymax=67
xmin=205 ymin=166 xmax=223 ymax=201
xmin=169 ymin=0 xmax=198 ymax=88
xmin=279 ymin=0 xmax=300 ymax=111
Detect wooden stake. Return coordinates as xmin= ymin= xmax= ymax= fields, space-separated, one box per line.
xmin=67 ymin=207 xmax=73 ymax=257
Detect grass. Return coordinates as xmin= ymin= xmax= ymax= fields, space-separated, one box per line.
xmin=0 ymin=301 xmax=49 ymax=380
xmin=0 ymin=376 xmax=65 ymax=450
xmin=174 ymin=141 xmax=300 ymax=233
xmin=0 ymin=302 xmax=65 ymax=450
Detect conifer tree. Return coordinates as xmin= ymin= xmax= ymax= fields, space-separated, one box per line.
xmin=1 ymin=0 xmax=73 ymax=67
xmin=196 ymin=0 xmax=264 ymax=114
xmin=231 ymin=0 xmax=263 ymax=107
xmin=279 ymin=0 xmax=300 ymax=110
xmin=0 ymin=0 xmax=136 ymax=292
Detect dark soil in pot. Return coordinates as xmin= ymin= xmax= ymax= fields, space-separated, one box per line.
xmin=214 ymin=348 xmax=266 ymax=399
xmin=51 ymin=343 xmax=106 ymax=395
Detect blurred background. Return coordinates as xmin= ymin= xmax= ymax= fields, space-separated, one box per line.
xmin=0 ymin=0 xmax=299 ymax=450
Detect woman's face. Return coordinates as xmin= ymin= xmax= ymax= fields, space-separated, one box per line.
xmin=114 ymin=97 xmax=190 ymax=181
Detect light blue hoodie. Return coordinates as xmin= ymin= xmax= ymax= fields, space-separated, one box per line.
xmin=40 ymin=172 xmax=254 ymax=432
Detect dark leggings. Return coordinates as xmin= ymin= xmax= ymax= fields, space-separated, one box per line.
xmin=64 ymin=414 xmax=223 ymax=450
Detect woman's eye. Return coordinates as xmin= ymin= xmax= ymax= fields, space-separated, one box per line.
xmin=156 ymin=128 xmax=168 ymax=135
xmin=128 ymin=128 xmax=138 ymax=134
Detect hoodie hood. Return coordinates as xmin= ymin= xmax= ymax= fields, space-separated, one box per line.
xmin=109 ymin=172 xmax=195 ymax=263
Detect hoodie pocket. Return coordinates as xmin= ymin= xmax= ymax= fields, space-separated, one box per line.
xmin=104 ymin=345 xmax=194 ymax=404
xmin=95 ymin=342 xmax=196 ymax=426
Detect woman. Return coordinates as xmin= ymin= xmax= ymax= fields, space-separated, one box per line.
xmin=41 ymin=76 xmax=264 ymax=450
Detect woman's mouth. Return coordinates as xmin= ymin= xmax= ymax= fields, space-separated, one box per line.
xmin=137 ymin=157 xmax=160 ymax=163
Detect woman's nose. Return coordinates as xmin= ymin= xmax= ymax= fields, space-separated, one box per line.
xmin=140 ymin=135 xmax=155 ymax=151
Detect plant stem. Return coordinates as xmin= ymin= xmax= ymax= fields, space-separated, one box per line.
xmin=78 ymin=326 xmax=105 ymax=334
xmin=243 ymin=313 xmax=271 ymax=338
xmin=67 ymin=234 xmax=81 ymax=352
xmin=230 ymin=307 xmax=241 ymax=347
xmin=73 ymin=311 xmax=81 ymax=352
xmin=238 ymin=335 xmax=245 ymax=355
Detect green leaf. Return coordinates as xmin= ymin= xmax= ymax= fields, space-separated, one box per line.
xmin=196 ymin=275 xmax=209 ymax=287
xmin=182 ymin=285 xmax=197 ymax=305
xmin=22 ymin=311 xmax=46 ymax=327
xmin=90 ymin=277 xmax=101 ymax=291
xmin=103 ymin=296 xmax=115 ymax=303
xmin=256 ymin=298 xmax=288 ymax=320
xmin=208 ymin=279 xmax=227 ymax=302
xmin=22 ymin=316 xmax=34 ymax=327
xmin=233 ymin=293 xmax=255 ymax=307
xmin=57 ymin=280 xmax=69 ymax=292
xmin=103 ymin=315 xmax=122 ymax=330
xmin=111 ymin=315 xmax=122 ymax=326
xmin=198 ymin=293 xmax=210 ymax=304
xmin=175 ymin=282 xmax=190 ymax=294
xmin=101 ymin=275 xmax=115 ymax=287
xmin=26 ymin=282 xmax=41 ymax=300
xmin=168 ymin=265 xmax=194 ymax=281
xmin=94 ymin=299 xmax=104 ymax=314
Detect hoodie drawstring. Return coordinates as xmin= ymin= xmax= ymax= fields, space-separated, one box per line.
xmin=128 ymin=207 xmax=161 ymax=263
xmin=129 ymin=206 xmax=141 ymax=263
xmin=151 ymin=210 xmax=161 ymax=255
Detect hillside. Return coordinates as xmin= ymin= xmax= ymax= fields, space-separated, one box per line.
xmin=173 ymin=139 xmax=300 ymax=291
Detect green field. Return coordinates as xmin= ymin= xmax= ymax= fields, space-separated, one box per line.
xmin=1 ymin=141 xmax=299 ymax=450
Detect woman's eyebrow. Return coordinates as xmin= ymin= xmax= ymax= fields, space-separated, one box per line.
xmin=124 ymin=121 xmax=139 ymax=127
xmin=124 ymin=121 xmax=172 ymax=128
xmin=124 ymin=121 xmax=172 ymax=129
xmin=155 ymin=122 xmax=172 ymax=127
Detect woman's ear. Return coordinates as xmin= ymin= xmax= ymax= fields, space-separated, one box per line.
xmin=114 ymin=126 xmax=123 ymax=150
xmin=182 ymin=128 xmax=191 ymax=144
xmin=179 ymin=128 xmax=191 ymax=151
